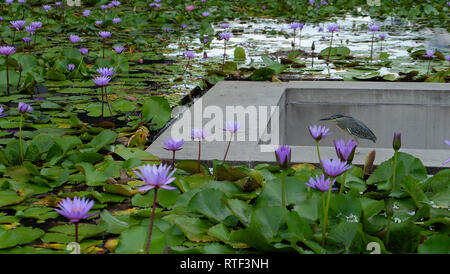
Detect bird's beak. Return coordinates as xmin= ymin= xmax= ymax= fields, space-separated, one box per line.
xmin=320 ymin=116 xmax=332 ymax=121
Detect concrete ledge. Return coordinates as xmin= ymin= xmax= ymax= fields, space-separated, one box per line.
xmin=146 ymin=81 xmax=450 ymax=170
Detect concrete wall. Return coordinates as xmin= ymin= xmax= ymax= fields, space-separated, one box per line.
xmin=146 ymin=81 xmax=450 ymax=170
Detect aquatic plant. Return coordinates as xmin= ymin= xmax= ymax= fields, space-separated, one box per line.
xmin=222 ymin=121 xmax=240 ymax=164
xmin=309 ymin=125 xmax=332 ymax=165
xmin=219 ymin=32 xmax=231 ymax=70
xmin=134 ymin=164 xmax=176 ymax=254
xmin=334 ymin=139 xmax=357 ymax=193
xmin=275 ymin=145 xmax=291 ymax=207
xmin=163 ymin=138 xmax=185 ymax=169
xmin=93 ymin=75 xmax=112 ymax=119
xmin=320 ymin=157 xmax=351 ymax=246
xmin=54 ymin=197 xmax=98 ymax=243
xmin=424 ymin=49 xmax=436 ymax=76
xmin=17 ymin=102 xmax=32 ymax=163
xmin=368 ymin=24 xmax=380 ymax=62
xmin=326 ymin=23 xmax=339 ymax=63
xmin=99 ymin=31 xmax=112 ymax=58
xmin=191 ymin=128 xmax=207 ymax=173
xmin=0 ymin=46 xmax=15 ymax=96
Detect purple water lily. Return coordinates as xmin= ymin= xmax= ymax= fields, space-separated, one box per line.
xmin=1 ymin=46 xmax=15 ymax=96
xmin=223 ymin=121 xmax=240 ymax=133
xmin=99 ymin=31 xmax=111 ymax=39
xmin=96 ymin=67 xmax=115 ymax=77
xmin=309 ymin=125 xmax=332 ymax=141
xmin=54 ymin=196 xmax=97 ymax=223
xmin=79 ymin=48 xmax=89 ymax=55
xmin=69 ymin=34 xmax=80 ymax=43
xmin=368 ymin=24 xmax=380 ymax=32
xmin=54 ymin=196 xmax=98 ymax=243
xmin=334 ymin=139 xmax=357 ymax=163
xmin=306 ymin=174 xmax=337 ymax=192
xmin=320 ymin=158 xmax=351 ymax=178
xmin=424 ymin=49 xmax=436 ymax=76
xmin=134 ymin=163 xmax=176 ymax=254
xmin=114 ymin=46 xmax=125 ymax=54
xmin=222 ymin=121 xmax=240 ymax=163
xmin=0 ymin=106 xmax=7 ymax=118
xmin=93 ymin=75 xmax=111 ymax=86
xmin=164 ymin=138 xmax=185 ymax=151
xmin=275 ymin=145 xmax=291 ymax=168
xmin=135 ymin=163 xmax=177 ymax=192
xmin=185 ymin=50 xmax=195 ymax=59
xmin=191 ymin=128 xmax=207 ymax=140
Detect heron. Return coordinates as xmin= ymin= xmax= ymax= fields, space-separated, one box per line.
xmin=320 ymin=114 xmax=377 ymax=145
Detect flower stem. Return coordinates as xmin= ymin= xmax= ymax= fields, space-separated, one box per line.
xmin=104 ymin=86 xmax=113 ymax=117
xmin=292 ymin=30 xmax=296 ymax=49
xmin=101 ymin=86 xmax=104 ymax=119
xmin=370 ymin=32 xmax=374 ymax=63
xmin=172 ymin=151 xmax=176 ymax=170
xmin=19 ymin=114 xmax=23 ymax=163
xmin=427 ymin=58 xmax=431 ymax=76
xmin=6 ymin=55 xmax=9 ymax=96
xmin=298 ymin=30 xmax=302 ymax=49
xmin=392 ymin=151 xmax=398 ymax=191
xmin=197 ymin=140 xmax=201 ymax=173
xmin=339 ymin=172 xmax=347 ymax=194
xmin=75 ymin=222 xmax=79 ymax=243
xmin=322 ymin=176 xmax=335 ymax=247
xmin=326 ymin=32 xmax=334 ymax=63
xmin=145 ymin=187 xmax=158 ymax=254
xmin=316 ymin=140 xmax=323 ymax=169
xmin=281 ymin=172 xmax=286 ymax=208
xmin=222 ymin=40 xmax=227 ymax=70
xmin=103 ymin=39 xmax=105 ymax=59
xmin=222 ymin=132 xmax=233 ymax=164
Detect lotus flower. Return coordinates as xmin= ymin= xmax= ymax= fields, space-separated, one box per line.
xmin=96 ymin=67 xmax=115 ymax=77
xmin=114 ymin=46 xmax=125 ymax=54
xmin=18 ymin=102 xmax=32 ymax=114
xmin=93 ymin=76 xmax=111 ymax=86
xmin=275 ymin=145 xmax=291 ymax=168
xmin=69 ymin=34 xmax=80 ymax=43
xmin=309 ymin=125 xmax=331 ymax=141
xmin=334 ymin=139 xmax=357 ymax=163
xmin=223 ymin=121 xmax=240 ymax=133
xmin=320 ymin=158 xmax=351 ymax=177
xmin=0 ymin=106 xmax=8 ymax=118
xmin=163 ymin=138 xmax=185 ymax=151
xmin=79 ymin=48 xmax=89 ymax=55
xmin=306 ymin=174 xmax=337 ymax=192
xmin=134 ymin=164 xmax=177 ymax=192
xmin=54 ymin=196 xmax=97 ymax=223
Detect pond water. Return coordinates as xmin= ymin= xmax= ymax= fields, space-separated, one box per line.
xmin=167 ymin=15 xmax=449 ymax=81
